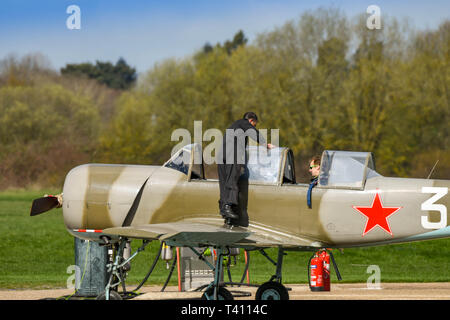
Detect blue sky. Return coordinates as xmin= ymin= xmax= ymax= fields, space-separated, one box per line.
xmin=0 ymin=0 xmax=448 ymax=74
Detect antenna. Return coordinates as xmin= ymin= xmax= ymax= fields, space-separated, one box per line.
xmin=427 ymin=160 xmax=439 ymax=179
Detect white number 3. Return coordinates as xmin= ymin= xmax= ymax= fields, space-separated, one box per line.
xmin=421 ymin=187 xmax=448 ymax=229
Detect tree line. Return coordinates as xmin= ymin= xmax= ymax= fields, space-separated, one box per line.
xmin=0 ymin=8 xmax=448 ymax=189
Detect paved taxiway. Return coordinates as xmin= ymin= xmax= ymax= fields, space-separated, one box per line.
xmin=1 ymin=283 xmax=450 ymax=300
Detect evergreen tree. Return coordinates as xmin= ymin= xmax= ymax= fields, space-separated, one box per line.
xmin=61 ymin=57 xmax=136 ymax=90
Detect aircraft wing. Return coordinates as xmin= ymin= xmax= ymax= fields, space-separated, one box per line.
xmin=102 ymin=218 xmax=324 ymax=249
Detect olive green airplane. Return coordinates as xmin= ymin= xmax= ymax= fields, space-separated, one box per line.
xmin=31 ymin=143 xmax=449 ymax=300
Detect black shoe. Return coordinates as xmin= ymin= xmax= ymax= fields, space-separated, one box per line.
xmin=221 ymin=204 xmax=238 ymax=219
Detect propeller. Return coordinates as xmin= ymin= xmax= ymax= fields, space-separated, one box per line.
xmin=30 ymin=194 xmax=62 ymax=216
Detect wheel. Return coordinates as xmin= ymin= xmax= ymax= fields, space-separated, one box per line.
xmin=255 ymin=281 xmax=289 ymax=300
xmin=96 ymin=290 xmax=123 ymax=300
xmin=201 ymin=287 xmax=234 ymax=300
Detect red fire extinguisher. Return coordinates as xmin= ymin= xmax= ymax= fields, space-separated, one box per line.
xmin=308 ymin=251 xmax=324 ymax=291
xmin=319 ymin=250 xmax=331 ymax=292
xmin=308 ymin=248 xmax=342 ymax=292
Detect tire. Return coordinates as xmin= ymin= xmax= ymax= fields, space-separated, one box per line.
xmin=96 ymin=290 xmax=122 ymax=300
xmin=201 ymin=287 xmax=234 ymax=300
xmin=255 ymin=281 xmax=289 ymax=300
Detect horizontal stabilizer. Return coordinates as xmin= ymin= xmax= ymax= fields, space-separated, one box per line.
xmin=30 ymin=195 xmax=61 ymax=216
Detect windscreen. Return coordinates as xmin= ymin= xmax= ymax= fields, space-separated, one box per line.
xmin=164 ymin=148 xmax=190 ymax=175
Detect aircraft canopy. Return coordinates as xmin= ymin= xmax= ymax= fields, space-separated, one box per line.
xmin=243 ymin=146 xmax=284 ymax=184
xmin=318 ymin=150 xmax=379 ymax=190
xmin=164 ymin=144 xmax=289 ymax=184
xmin=165 ymin=144 xmax=379 ymax=189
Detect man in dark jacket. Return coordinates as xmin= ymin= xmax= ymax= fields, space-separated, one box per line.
xmin=218 ymin=112 xmax=274 ymax=220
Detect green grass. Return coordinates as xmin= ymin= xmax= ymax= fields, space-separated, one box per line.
xmin=1 ymin=189 xmax=450 ymax=289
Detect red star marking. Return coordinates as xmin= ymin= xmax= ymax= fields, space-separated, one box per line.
xmin=352 ymin=192 xmax=402 ymax=237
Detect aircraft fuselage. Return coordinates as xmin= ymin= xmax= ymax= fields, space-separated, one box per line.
xmin=62 ymin=164 xmax=450 ymax=248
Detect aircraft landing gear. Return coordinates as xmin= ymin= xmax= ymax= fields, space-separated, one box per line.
xmin=255 ymin=281 xmax=289 ymax=300
xmin=201 ymin=247 xmax=234 ymax=300
xmin=201 ymin=286 xmax=234 ymax=300
xmin=256 ymin=247 xmax=289 ymax=300
xmin=96 ymin=290 xmax=122 ymax=300
xmin=97 ymin=237 xmax=150 ymax=300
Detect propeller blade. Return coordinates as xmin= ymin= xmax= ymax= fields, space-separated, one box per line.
xmin=30 ymin=196 xmax=60 ymax=216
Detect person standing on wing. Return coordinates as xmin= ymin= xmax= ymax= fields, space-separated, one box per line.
xmin=218 ymin=112 xmax=274 ymax=221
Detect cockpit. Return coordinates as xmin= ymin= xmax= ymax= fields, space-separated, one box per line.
xmin=164 ymin=143 xmax=379 ymax=190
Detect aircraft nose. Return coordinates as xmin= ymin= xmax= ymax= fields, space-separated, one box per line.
xmin=62 ymin=164 xmax=90 ymax=229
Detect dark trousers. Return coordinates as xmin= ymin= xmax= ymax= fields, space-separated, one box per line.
xmin=218 ymin=163 xmax=243 ymax=207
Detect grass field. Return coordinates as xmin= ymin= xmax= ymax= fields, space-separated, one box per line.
xmin=1 ymin=189 xmax=450 ymax=289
